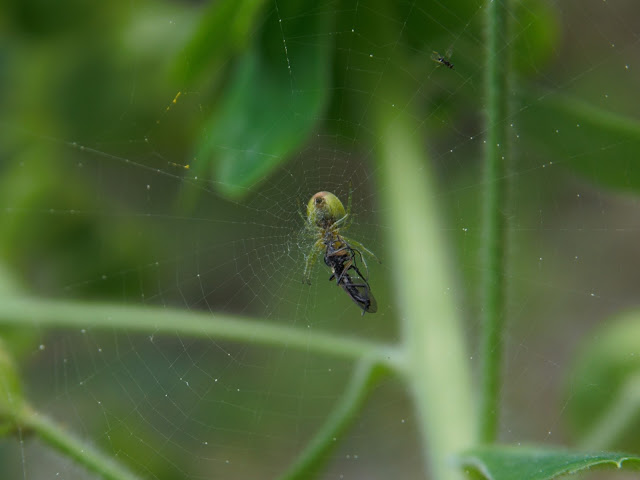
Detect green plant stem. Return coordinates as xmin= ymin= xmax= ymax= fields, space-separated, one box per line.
xmin=376 ymin=107 xmax=474 ymax=480
xmin=18 ymin=406 xmax=140 ymax=480
xmin=479 ymin=0 xmax=511 ymax=444
xmin=278 ymin=359 xmax=388 ymax=480
xmin=0 ymin=296 xmax=398 ymax=367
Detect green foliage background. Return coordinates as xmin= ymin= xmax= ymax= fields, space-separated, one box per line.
xmin=1 ymin=0 xmax=640 ymax=479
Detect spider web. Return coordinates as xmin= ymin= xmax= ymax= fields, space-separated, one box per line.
xmin=1 ymin=0 xmax=640 ymax=479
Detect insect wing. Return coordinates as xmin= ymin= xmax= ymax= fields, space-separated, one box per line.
xmin=444 ymin=46 xmax=454 ymax=69
xmin=323 ymin=236 xmax=378 ymax=315
xmin=339 ymin=271 xmax=378 ymax=315
xmin=431 ymin=49 xmax=454 ymax=69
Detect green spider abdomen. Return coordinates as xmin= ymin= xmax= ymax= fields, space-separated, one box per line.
xmin=306 ymin=191 xmax=346 ymax=228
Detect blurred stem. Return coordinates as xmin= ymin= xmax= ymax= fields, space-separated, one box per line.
xmin=376 ymin=106 xmax=474 ymax=479
xmin=18 ymin=406 xmax=139 ymax=480
xmin=0 ymin=297 xmax=399 ymax=368
xmin=579 ymin=373 xmax=640 ymax=450
xmin=0 ymin=332 xmax=136 ymax=479
xmin=278 ymin=359 xmax=388 ymax=480
xmin=479 ymin=0 xmax=511 ymax=444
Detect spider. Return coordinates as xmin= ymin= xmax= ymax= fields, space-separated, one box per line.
xmin=300 ymin=189 xmax=379 ymax=315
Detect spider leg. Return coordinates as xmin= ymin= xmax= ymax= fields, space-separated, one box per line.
xmin=342 ymin=183 xmax=354 ymax=231
xmin=297 ymin=198 xmax=310 ymax=225
xmin=342 ymin=237 xmax=381 ymax=264
xmin=302 ymin=239 xmax=324 ymax=285
xmin=332 ymin=183 xmax=355 ymax=231
xmin=332 ymin=213 xmax=350 ymax=229
xmin=351 ymin=248 xmax=370 ymax=281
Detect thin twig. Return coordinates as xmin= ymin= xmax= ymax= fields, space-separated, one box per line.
xmin=278 ymin=359 xmax=388 ymax=480
xmin=19 ymin=407 xmax=140 ymax=480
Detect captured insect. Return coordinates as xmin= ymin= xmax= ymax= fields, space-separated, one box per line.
xmin=431 ymin=49 xmax=454 ymax=69
xmin=301 ymin=189 xmax=379 ymax=315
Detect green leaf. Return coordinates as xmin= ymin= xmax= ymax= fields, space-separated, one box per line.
xmin=174 ymin=0 xmax=267 ymax=84
xmin=0 ymin=151 xmax=163 ymax=299
xmin=457 ymin=445 xmax=640 ymax=480
xmin=194 ymin=7 xmax=332 ymax=198
xmin=518 ymin=92 xmax=640 ymax=193
xmin=565 ymin=310 xmax=640 ymax=451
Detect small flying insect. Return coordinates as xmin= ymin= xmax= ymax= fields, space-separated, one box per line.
xmin=301 ymin=189 xmax=379 ymax=315
xmin=431 ymin=49 xmax=454 ymax=69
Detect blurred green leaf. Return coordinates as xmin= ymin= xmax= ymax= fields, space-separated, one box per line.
xmin=518 ymin=91 xmax=640 ymax=193
xmin=565 ymin=310 xmax=640 ymax=451
xmin=4 ymin=0 xmax=118 ymax=38
xmin=174 ymin=0 xmax=267 ymax=84
xmin=0 ymin=337 xmax=24 ymax=435
xmin=512 ymin=0 xmax=559 ymax=75
xmin=0 ymin=263 xmax=20 ymax=296
xmin=195 ymin=7 xmax=332 ymax=198
xmin=402 ymin=0 xmax=482 ymax=52
xmin=0 ymin=148 xmax=162 ymax=299
xmin=458 ymin=445 xmax=640 ymax=480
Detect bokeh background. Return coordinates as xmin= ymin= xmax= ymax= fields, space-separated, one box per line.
xmin=1 ymin=0 xmax=640 ymax=478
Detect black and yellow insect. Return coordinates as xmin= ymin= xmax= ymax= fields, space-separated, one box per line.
xmin=432 ymin=50 xmax=454 ymax=69
xmin=301 ymin=190 xmax=378 ymax=315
